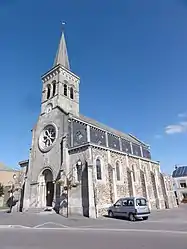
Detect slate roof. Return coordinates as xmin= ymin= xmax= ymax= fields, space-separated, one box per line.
xmin=53 ymin=31 xmax=70 ymax=70
xmin=172 ymin=166 xmax=187 ymax=178
xmin=78 ymin=114 xmax=148 ymax=147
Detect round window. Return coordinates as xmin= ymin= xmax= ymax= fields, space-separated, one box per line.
xmin=38 ymin=124 xmax=58 ymax=152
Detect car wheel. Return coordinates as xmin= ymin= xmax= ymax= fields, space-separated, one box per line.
xmin=108 ymin=211 xmax=114 ymax=218
xmin=129 ymin=213 xmax=136 ymax=222
xmin=143 ymin=216 xmax=148 ymax=220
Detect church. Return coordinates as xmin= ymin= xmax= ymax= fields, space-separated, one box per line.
xmin=19 ymin=30 xmax=177 ymax=218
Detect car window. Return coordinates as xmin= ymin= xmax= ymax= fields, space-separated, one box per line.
xmin=127 ymin=199 xmax=134 ymax=206
xmin=122 ymin=200 xmax=128 ymax=206
xmin=114 ymin=200 xmax=122 ymax=206
xmin=136 ymin=198 xmax=147 ymax=206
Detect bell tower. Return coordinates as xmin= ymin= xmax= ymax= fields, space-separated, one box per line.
xmin=41 ymin=29 xmax=80 ymax=117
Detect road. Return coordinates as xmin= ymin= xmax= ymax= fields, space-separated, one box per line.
xmin=0 ymin=227 xmax=186 ymax=249
xmin=0 ymin=205 xmax=186 ymax=249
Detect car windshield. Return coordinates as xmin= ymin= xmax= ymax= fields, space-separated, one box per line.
xmin=136 ymin=198 xmax=147 ymax=206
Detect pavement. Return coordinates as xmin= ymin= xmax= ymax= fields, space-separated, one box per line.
xmin=0 ymin=204 xmax=186 ymax=249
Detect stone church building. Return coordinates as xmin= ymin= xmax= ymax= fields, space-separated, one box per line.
xmin=20 ymin=30 xmax=177 ymax=218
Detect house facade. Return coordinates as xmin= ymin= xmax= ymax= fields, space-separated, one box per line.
xmin=172 ymin=165 xmax=187 ymax=202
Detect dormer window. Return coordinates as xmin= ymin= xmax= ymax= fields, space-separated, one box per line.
xmin=64 ymin=84 xmax=67 ymax=96
xmin=70 ymin=87 xmax=74 ymax=99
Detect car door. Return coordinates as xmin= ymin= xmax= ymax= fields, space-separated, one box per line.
xmin=126 ymin=199 xmax=134 ymax=217
xmin=113 ymin=199 xmax=122 ymax=217
xmin=121 ymin=199 xmax=128 ymax=218
xmin=135 ymin=198 xmax=149 ymax=214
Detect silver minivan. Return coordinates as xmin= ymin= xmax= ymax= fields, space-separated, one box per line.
xmin=108 ymin=197 xmax=150 ymax=221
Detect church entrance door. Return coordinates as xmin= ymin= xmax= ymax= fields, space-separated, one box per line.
xmin=46 ymin=181 xmax=54 ymax=207
xmin=43 ymin=169 xmax=54 ymax=207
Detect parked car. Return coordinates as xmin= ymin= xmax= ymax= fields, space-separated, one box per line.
xmin=108 ymin=197 xmax=150 ymax=221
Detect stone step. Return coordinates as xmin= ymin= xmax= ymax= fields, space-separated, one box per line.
xmin=25 ymin=206 xmax=55 ymax=214
xmin=26 ymin=208 xmax=44 ymax=213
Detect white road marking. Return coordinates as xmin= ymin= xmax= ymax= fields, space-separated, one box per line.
xmin=32 ymin=227 xmax=187 ymax=235
xmin=0 ymin=224 xmax=186 ymax=236
xmin=0 ymin=225 xmax=13 ymax=228
xmin=144 ymin=220 xmax=187 ymax=224
xmin=0 ymin=225 xmax=30 ymax=229
xmin=33 ymin=222 xmax=69 ymax=228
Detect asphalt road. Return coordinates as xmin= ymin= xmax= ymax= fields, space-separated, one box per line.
xmin=0 ymin=205 xmax=186 ymax=248
xmin=0 ymin=227 xmax=186 ymax=249
xmin=0 ymin=205 xmax=187 ymax=230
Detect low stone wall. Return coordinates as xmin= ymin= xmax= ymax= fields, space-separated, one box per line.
xmin=0 ymin=197 xmax=4 ymax=207
xmin=149 ymin=199 xmax=157 ymax=209
xmin=97 ymin=207 xmax=108 ymax=217
xmin=159 ymin=198 xmax=166 ymax=209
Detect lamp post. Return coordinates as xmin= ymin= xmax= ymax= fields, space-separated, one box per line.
xmin=9 ymin=174 xmax=17 ymax=195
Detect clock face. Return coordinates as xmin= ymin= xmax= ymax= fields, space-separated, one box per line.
xmin=46 ymin=104 xmax=52 ymax=114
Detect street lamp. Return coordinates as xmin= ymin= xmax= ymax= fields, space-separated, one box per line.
xmin=13 ymin=174 xmax=17 ymax=180
xmin=76 ymin=159 xmax=82 ymax=182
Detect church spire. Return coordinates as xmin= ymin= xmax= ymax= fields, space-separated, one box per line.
xmin=53 ymin=24 xmax=70 ymax=70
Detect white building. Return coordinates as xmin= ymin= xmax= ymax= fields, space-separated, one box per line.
xmin=172 ymin=165 xmax=187 ymax=202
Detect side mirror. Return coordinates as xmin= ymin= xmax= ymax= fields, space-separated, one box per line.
xmin=114 ymin=204 xmax=120 ymax=207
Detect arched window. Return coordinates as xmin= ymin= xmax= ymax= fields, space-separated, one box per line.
xmin=116 ymin=162 xmax=120 ymax=181
xmin=52 ymin=82 xmax=56 ymax=97
xmin=70 ymin=87 xmax=74 ymax=99
xmin=132 ymin=165 xmax=136 ymax=182
xmin=64 ymin=84 xmax=67 ymax=96
xmin=96 ymin=159 xmax=102 ymax=180
xmin=46 ymin=85 xmax=51 ymax=99
xmin=142 ymin=166 xmax=147 ymax=182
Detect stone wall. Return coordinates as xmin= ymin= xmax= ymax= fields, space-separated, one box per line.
xmin=63 ymin=146 xmax=91 ymax=216
xmin=161 ymin=174 xmax=178 ymax=209
xmin=110 ymin=152 xmax=129 ymax=198
xmin=128 ymin=157 xmax=143 ymax=197
xmin=91 ymin=148 xmax=111 ymax=216
xmin=91 ymin=147 xmax=163 ymax=216
xmin=67 ymin=145 xmax=177 ymax=217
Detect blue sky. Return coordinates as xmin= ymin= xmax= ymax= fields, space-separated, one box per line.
xmin=0 ymin=0 xmax=187 ymax=173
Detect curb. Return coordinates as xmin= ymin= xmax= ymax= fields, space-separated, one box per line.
xmin=0 ymin=209 xmax=8 ymax=212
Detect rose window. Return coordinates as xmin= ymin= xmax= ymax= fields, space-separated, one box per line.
xmin=39 ymin=124 xmax=57 ymax=152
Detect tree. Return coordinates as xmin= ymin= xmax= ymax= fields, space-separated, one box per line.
xmin=0 ymin=183 xmax=4 ymax=197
